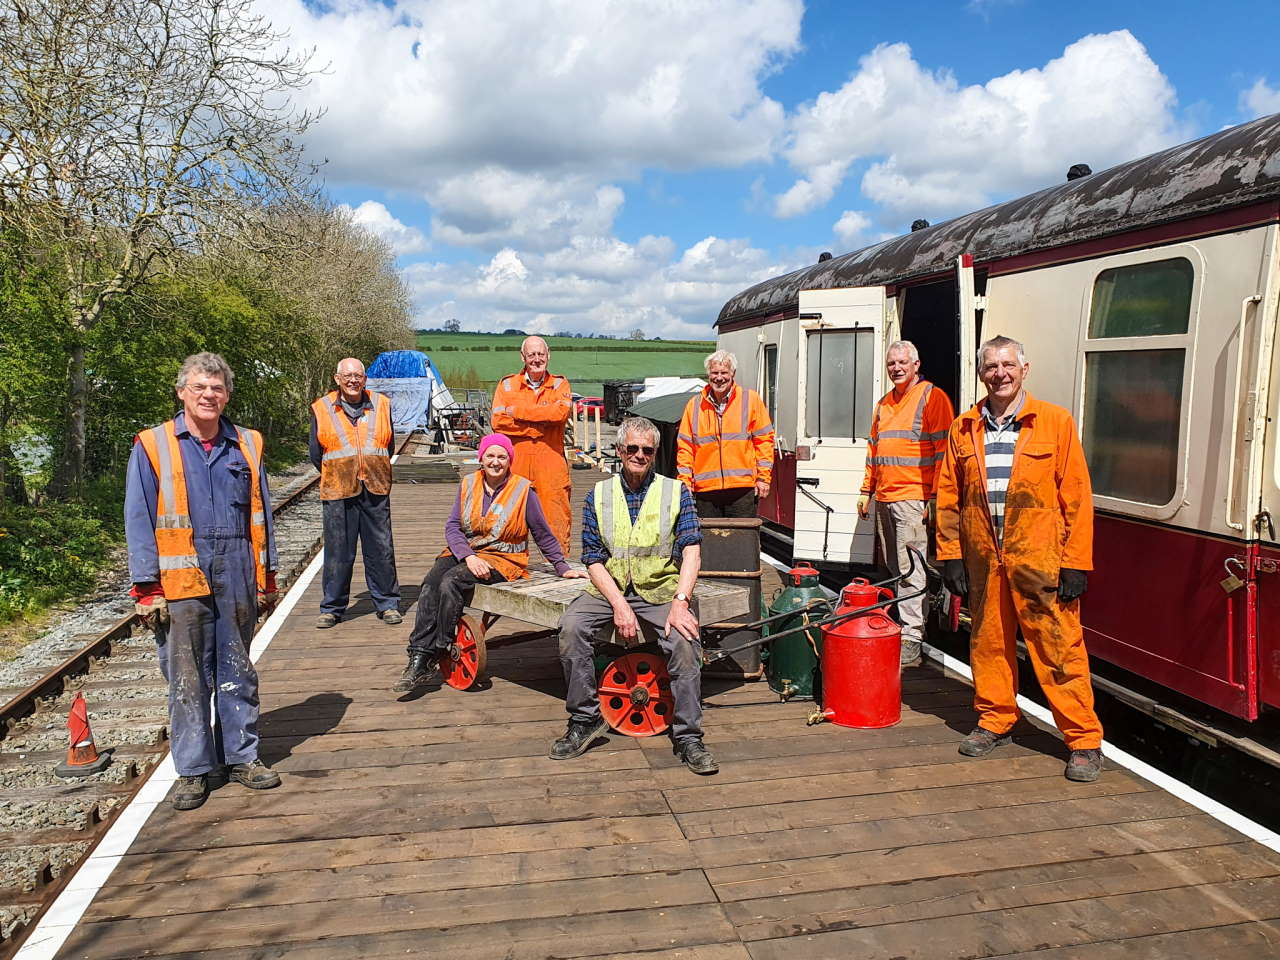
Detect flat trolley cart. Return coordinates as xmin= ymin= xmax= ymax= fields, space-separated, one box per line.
xmin=435 ymin=564 xmax=753 ymax=691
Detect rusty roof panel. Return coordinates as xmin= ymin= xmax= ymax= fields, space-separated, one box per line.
xmin=717 ymin=113 xmax=1280 ymax=326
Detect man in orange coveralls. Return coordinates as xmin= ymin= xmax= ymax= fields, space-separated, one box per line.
xmin=935 ymin=335 xmax=1104 ymax=783
xmin=491 ymin=336 xmax=574 ymax=552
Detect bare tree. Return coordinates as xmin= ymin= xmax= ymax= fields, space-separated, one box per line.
xmin=629 ymin=328 xmax=645 ymax=341
xmin=0 ymin=0 xmax=320 ymax=496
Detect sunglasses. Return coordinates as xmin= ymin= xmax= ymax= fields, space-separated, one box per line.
xmin=623 ymin=444 xmax=655 ymax=456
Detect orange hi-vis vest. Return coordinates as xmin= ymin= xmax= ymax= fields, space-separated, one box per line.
xmin=312 ymin=391 xmax=393 ymax=501
xmin=444 ymin=472 xmax=533 ymax=581
xmin=676 ymin=384 xmax=775 ymax=493
xmin=137 ymin=419 xmax=268 ymax=600
xmin=860 ymin=380 xmax=955 ymax=503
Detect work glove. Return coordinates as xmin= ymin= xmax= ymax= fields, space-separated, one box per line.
xmin=1057 ymin=568 xmax=1088 ymax=603
xmin=131 ymin=583 xmax=169 ymax=628
xmin=942 ymin=559 xmax=968 ymax=600
xmin=258 ymin=572 xmax=279 ymax=616
xmin=856 ymin=494 xmax=870 ymax=519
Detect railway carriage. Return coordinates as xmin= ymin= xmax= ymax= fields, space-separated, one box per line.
xmin=715 ymin=113 xmax=1280 ymax=723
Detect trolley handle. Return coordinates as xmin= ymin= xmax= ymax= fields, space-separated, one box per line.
xmin=702 ymin=548 xmax=926 ymax=665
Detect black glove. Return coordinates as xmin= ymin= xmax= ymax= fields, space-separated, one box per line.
xmin=942 ymin=559 xmax=968 ymax=599
xmin=1057 ymin=568 xmax=1088 ymax=603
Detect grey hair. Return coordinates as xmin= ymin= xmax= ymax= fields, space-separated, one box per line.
xmin=335 ymin=357 xmax=366 ymax=375
xmin=704 ymin=349 xmax=737 ymax=375
xmin=176 ymin=352 xmax=234 ymax=393
xmin=617 ymin=415 xmax=660 ymax=450
xmin=885 ymin=340 xmax=919 ymax=363
xmin=977 ymin=335 xmax=1027 ymax=368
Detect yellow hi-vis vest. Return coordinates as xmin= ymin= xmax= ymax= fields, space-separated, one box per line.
xmin=137 ymin=419 xmax=268 ymax=600
xmin=312 ymin=391 xmax=394 ymax=500
xmin=588 ymin=474 xmax=683 ymax=604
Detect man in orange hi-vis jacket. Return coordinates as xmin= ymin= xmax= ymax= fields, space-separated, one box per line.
xmin=491 ymin=336 xmax=574 ymax=552
xmin=935 ymin=334 xmax=1104 ymax=784
xmin=857 ymin=340 xmax=954 ymax=668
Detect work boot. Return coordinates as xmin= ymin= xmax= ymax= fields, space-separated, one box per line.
xmin=228 ymin=759 xmax=281 ymax=790
xmin=1065 ymin=748 xmax=1104 ymax=782
xmin=378 ymin=609 xmax=403 ymax=625
xmin=315 ymin=613 xmax=340 ymax=629
xmin=679 ymin=739 xmax=719 ymax=775
xmin=958 ymin=726 xmax=1012 ymax=758
xmin=172 ymin=774 xmax=208 ymax=811
xmin=394 ymin=652 xmax=439 ymax=693
xmin=900 ymin=639 xmax=923 ymax=668
xmin=549 ymin=718 xmax=607 ymax=760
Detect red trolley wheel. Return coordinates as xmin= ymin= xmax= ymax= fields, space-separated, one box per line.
xmin=442 ymin=614 xmax=487 ymax=690
xmin=947 ymin=594 xmax=962 ymax=633
xmin=597 ymin=652 xmax=674 ymax=737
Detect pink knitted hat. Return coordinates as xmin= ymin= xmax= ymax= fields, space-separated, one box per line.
xmin=478 ymin=433 xmax=515 ymax=460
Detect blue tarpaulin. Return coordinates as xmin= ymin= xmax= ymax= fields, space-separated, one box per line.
xmin=365 ymin=350 xmax=454 ymax=431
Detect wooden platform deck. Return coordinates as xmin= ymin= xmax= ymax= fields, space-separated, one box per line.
xmin=44 ymin=464 xmax=1280 ymax=959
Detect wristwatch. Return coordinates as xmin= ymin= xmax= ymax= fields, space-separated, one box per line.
xmin=674 ymin=592 xmax=690 ymax=604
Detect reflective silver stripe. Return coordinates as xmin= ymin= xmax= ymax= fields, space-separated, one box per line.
xmin=158 ymin=554 xmax=200 ymax=570
xmin=321 ymin=397 xmax=357 ymax=458
xmin=755 ymin=460 xmax=772 ymax=470
xmin=597 ymin=477 xmax=617 ymax=553
xmin=657 ymin=475 xmax=676 ymax=558
xmin=493 ymin=404 xmax=508 ymax=414
xmin=877 ymin=430 xmax=918 ymax=440
xmin=238 ymin=425 xmax=262 ymax=468
xmin=750 ymin=425 xmax=772 ymax=438
xmin=677 ymin=432 xmax=693 ymax=443
xmin=869 ymin=454 xmax=943 ymax=467
xmin=469 ymin=539 xmax=525 ymax=554
xmin=676 ymin=467 xmax=693 ymax=478
xmin=551 ymin=377 xmax=562 ymax=389
xmin=156 ymin=514 xmax=190 ymax=529
xmin=502 ymin=378 xmax=513 ymax=392
xmin=920 ymin=429 xmax=949 ymax=442
xmin=911 ymin=384 xmax=934 ymax=437
xmin=716 ymin=431 xmax=750 ymax=442
xmin=738 ymin=391 xmax=749 ymax=435
xmin=149 ymin=425 xmax=178 ymax=517
xmin=251 ymin=511 xmax=265 ymax=525
xmin=692 ymin=467 xmax=753 ymax=481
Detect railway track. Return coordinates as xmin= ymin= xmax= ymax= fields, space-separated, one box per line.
xmin=0 ymin=433 xmax=418 ymax=955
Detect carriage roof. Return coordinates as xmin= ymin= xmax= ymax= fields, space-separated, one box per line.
xmin=716 ymin=113 xmax=1280 ymax=327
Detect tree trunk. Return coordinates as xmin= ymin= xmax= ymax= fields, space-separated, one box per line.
xmin=47 ymin=339 xmax=88 ymax=500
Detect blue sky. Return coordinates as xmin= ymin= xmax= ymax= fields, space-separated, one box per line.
xmin=269 ymin=0 xmax=1280 ymax=337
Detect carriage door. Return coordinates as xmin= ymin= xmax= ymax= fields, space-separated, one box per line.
xmin=794 ymin=286 xmax=884 ymax=565
xmin=1253 ymin=225 xmax=1280 ymax=713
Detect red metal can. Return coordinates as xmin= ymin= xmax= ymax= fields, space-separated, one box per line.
xmin=818 ymin=578 xmax=902 ymax=728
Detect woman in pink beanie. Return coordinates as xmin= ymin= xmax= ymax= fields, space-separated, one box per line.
xmin=395 ymin=434 xmax=583 ymax=692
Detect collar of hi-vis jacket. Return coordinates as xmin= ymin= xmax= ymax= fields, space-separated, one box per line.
xmin=700 ymin=382 xmax=738 ymax=410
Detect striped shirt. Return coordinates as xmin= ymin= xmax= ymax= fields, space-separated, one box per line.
xmin=981 ymin=392 xmax=1026 ymax=544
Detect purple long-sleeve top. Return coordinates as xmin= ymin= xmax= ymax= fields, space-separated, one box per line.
xmin=445 ymin=474 xmax=570 ymax=575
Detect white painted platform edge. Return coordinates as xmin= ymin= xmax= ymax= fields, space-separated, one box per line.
xmin=918 ymin=638 xmax=1280 ymax=855
xmin=14 ymin=545 xmax=327 ymax=959
xmin=764 ymin=550 xmax=1280 ymax=854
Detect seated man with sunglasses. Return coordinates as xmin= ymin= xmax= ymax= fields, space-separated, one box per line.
xmin=551 ymin=416 xmax=717 ymax=774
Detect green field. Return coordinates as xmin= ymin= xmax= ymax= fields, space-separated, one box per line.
xmin=415 ymin=332 xmax=714 ymax=396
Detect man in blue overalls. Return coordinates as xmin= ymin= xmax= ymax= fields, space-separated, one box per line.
xmin=125 ymin=352 xmax=281 ymax=811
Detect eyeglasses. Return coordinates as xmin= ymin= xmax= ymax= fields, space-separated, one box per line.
xmin=185 ymin=384 xmax=227 ymax=395
xmin=337 ymin=374 xmax=365 ymax=381
xmin=623 ymin=444 xmax=655 ymax=456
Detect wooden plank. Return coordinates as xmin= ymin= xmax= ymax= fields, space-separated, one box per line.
xmin=690 ymin=791 xmax=1170 ymax=871
xmin=105 ymin=814 xmax=684 ymax=885
xmin=128 ymin=903 xmax=739 ymax=960
xmin=60 ymin=870 xmax=719 ymax=958
xmin=741 ymin=875 xmax=1280 ymax=960
xmin=87 ymin=837 xmax=699 ymax=920
xmin=708 ymin=813 xmax=1241 ymax=902
xmin=726 ymin=842 xmax=1280 ymax=941
xmin=676 ymin=771 xmax=1152 ymax=841
xmin=992 ymin=919 xmax=1280 ymax=959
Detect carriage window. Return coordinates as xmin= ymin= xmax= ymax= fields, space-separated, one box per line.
xmin=1083 ymin=350 xmax=1184 ymax=505
xmin=805 ymin=328 xmax=875 ymax=439
xmin=1089 ymin=258 xmax=1193 ymax=338
xmin=763 ymin=344 xmax=778 ymax=423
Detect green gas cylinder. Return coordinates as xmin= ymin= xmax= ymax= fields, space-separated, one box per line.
xmin=765 ymin=564 xmax=829 ymax=700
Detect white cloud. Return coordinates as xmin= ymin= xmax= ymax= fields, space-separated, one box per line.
xmin=403 ymin=234 xmax=795 ymax=338
xmin=776 ymin=31 xmax=1183 ymax=220
xmin=1241 ymin=78 xmax=1280 ymax=118
xmin=833 ymin=210 xmax=871 ymax=245
xmin=340 ymin=200 xmax=429 ymax=255
xmin=262 ymin=0 xmax=801 ymax=190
